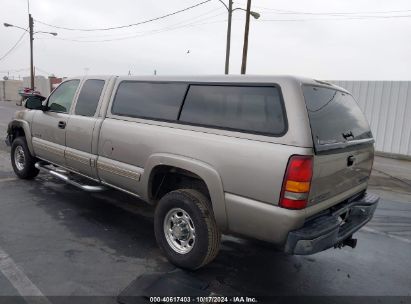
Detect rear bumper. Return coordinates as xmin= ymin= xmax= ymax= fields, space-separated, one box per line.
xmin=284 ymin=192 xmax=379 ymax=255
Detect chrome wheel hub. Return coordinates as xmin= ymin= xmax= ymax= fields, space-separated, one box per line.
xmin=14 ymin=146 xmax=25 ymax=171
xmin=164 ymin=208 xmax=196 ymax=254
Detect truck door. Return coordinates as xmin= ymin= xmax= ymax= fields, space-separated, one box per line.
xmin=65 ymin=78 xmax=107 ymax=179
xmin=31 ymin=79 xmax=80 ymax=166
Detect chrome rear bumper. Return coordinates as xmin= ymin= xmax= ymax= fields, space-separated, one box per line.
xmin=285 ymin=192 xmax=379 ymax=255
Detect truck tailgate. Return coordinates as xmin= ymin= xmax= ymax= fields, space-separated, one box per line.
xmin=309 ymin=144 xmax=373 ymax=206
xmin=302 ymin=84 xmax=375 ymax=208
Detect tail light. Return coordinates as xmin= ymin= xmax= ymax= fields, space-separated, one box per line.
xmin=279 ymin=155 xmax=313 ymax=209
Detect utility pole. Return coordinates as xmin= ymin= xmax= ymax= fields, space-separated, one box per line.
xmin=224 ymin=0 xmax=233 ymax=75
xmin=241 ymin=0 xmax=252 ymax=75
xmin=29 ymin=13 xmax=34 ymax=89
xmin=4 ymin=12 xmax=56 ymax=90
xmin=218 ymin=0 xmax=259 ymax=75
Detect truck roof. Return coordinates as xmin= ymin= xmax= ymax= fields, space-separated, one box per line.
xmin=70 ymin=74 xmax=349 ymax=93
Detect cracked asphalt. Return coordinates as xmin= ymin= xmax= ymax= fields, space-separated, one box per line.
xmin=0 ymin=101 xmax=410 ymax=301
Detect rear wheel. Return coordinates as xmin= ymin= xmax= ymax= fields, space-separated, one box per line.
xmin=154 ymin=189 xmax=221 ymax=270
xmin=11 ymin=137 xmax=39 ymax=179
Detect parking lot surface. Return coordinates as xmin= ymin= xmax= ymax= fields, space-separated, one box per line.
xmin=0 ymin=101 xmax=410 ymax=301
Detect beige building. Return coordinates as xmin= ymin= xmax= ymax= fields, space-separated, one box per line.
xmin=0 ymin=79 xmax=23 ymax=102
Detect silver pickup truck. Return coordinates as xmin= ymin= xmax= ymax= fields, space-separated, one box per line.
xmin=6 ymin=75 xmax=379 ymax=270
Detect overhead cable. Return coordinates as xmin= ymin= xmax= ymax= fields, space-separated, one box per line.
xmin=35 ymin=0 xmax=212 ymax=31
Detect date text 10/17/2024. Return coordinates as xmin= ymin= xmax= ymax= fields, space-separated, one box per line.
xmin=149 ymin=296 xmax=258 ymax=303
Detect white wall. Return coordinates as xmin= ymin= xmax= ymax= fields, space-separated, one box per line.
xmin=331 ymin=81 xmax=411 ymax=157
xmin=22 ymin=76 xmax=51 ymax=96
xmin=0 ymin=80 xmax=23 ymax=102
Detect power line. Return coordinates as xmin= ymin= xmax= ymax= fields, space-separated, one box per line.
xmin=256 ymin=6 xmax=411 ymax=21
xmin=35 ymin=66 xmax=51 ymax=75
xmin=0 ymin=67 xmax=29 ymax=73
xmin=35 ymin=0 xmax=212 ymax=32
xmin=259 ymin=14 xmax=411 ymax=22
xmin=38 ymin=17 xmax=228 ymax=43
xmin=37 ymin=11 xmax=227 ymax=43
xmin=57 ymin=6 xmax=224 ymax=40
xmin=0 ymin=30 xmax=27 ymax=62
xmin=255 ymin=6 xmax=411 ymax=16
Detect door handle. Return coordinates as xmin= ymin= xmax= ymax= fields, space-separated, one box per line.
xmin=58 ymin=121 xmax=66 ymax=129
xmin=347 ymin=155 xmax=356 ymax=167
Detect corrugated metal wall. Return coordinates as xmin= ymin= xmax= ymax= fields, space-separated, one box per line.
xmin=331 ymin=81 xmax=411 ymax=157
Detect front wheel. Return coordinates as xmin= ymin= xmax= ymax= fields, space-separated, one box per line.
xmin=154 ymin=189 xmax=221 ymax=270
xmin=11 ymin=137 xmax=39 ymax=179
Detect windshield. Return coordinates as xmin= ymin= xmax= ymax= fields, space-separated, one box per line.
xmin=302 ymin=85 xmax=372 ymax=151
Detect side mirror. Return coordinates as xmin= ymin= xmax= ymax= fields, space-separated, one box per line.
xmin=25 ymin=95 xmax=47 ymax=110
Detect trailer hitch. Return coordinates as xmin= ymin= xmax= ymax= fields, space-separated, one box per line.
xmin=334 ymin=236 xmax=357 ymax=249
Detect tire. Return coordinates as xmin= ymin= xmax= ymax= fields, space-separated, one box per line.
xmin=154 ymin=189 xmax=221 ymax=270
xmin=11 ymin=137 xmax=39 ymax=179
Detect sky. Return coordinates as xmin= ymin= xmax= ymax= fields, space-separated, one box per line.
xmin=0 ymin=0 xmax=411 ymax=80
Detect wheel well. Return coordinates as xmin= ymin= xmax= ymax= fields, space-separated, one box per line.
xmin=9 ymin=126 xmax=25 ymax=142
xmin=149 ymin=165 xmax=211 ymax=203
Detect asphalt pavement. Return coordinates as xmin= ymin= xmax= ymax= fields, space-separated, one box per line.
xmin=0 ymin=101 xmax=410 ymax=302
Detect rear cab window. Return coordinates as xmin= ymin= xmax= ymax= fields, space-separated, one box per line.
xmin=110 ymin=81 xmax=287 ymax=137
xmin=75 ymin=79 xmax=105 ymax=117
xmin=302 ymin=85 xmax=373 ymax=153
xmin=179 ymin=85 xmax=287 ymax=136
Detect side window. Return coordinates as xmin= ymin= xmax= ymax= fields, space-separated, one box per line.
xmin=75 ymin=80 xmax=105 ymax=117
xmin=111 ymin=82 xmax=187 ymax=120
xmin=48 ymin=80 xmax=80 ymax=113
xmin=179 ymin=85 xmax=287 ymax=135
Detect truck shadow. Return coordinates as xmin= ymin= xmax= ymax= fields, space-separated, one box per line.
xmin=27 ymin=173 xmax=325 ymax=297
